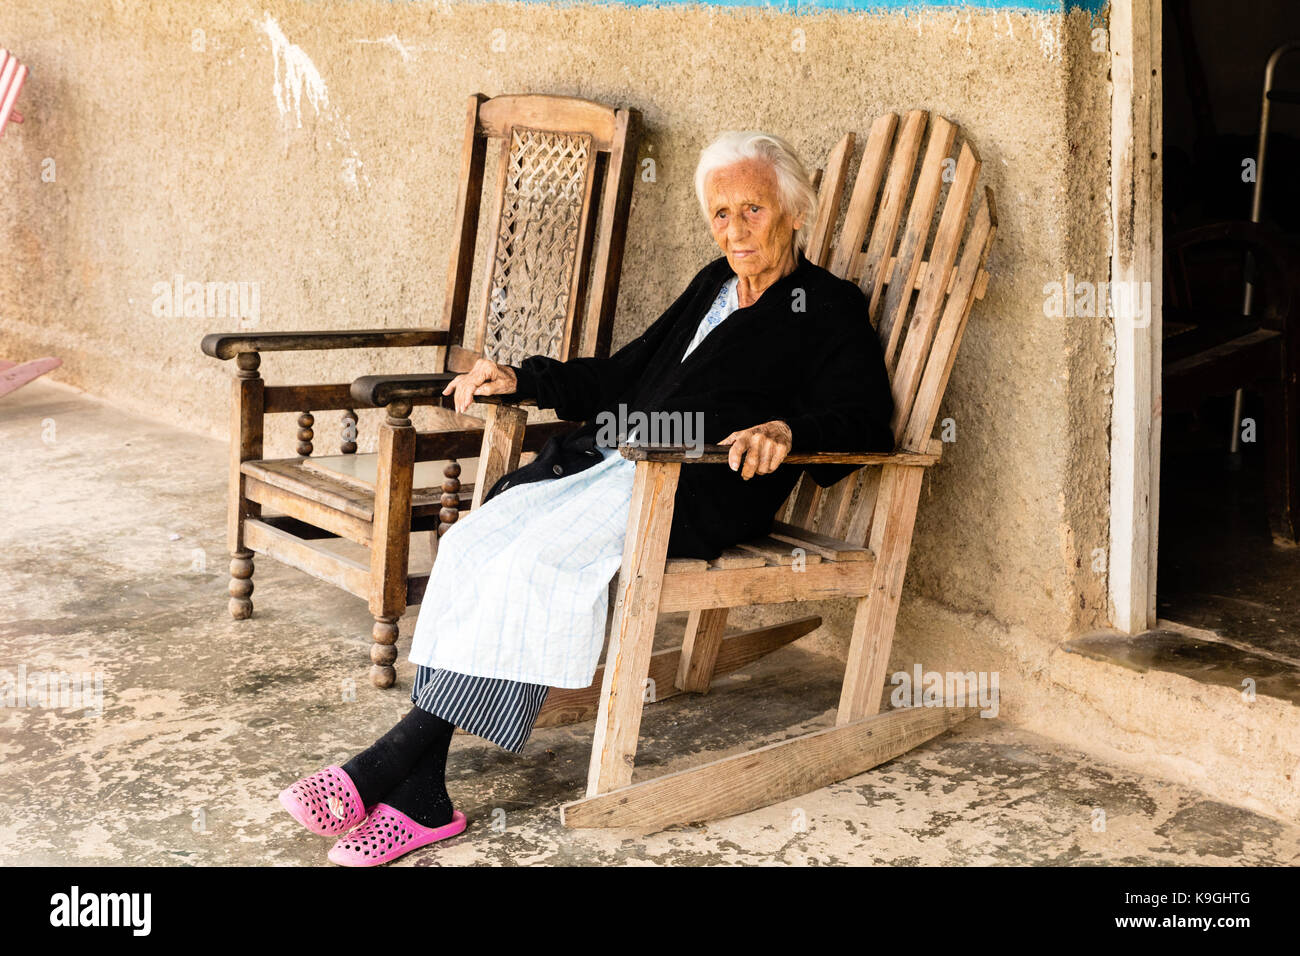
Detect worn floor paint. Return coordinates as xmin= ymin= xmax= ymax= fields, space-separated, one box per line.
xmin=1 ymin=380 xmax=1296 ymax=866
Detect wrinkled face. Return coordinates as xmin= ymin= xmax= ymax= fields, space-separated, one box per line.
xmin=705 ymin=159 xmax=802 ymax=283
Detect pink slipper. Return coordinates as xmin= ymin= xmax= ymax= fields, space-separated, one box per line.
xmin=327 ymin=804 xmax=467 ymax=866
xmin=278 ymin=765 xmax=368 ymax=836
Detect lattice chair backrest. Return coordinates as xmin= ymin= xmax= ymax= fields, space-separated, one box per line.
xmin=786 ymin=111 xmax=997 ymax=544
xmin=442 ymin=93 xmax=640 ymax=372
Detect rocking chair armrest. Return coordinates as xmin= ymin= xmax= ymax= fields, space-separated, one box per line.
xmin=618 ymin=442 xmax=942 ymax=467
xmin=201 ymin=328 xmax=448 ymax=360
xmin=472 ymin=393 xmax=539 ymax=408
xmin=350 ymin=372 xmax=460 ymax=408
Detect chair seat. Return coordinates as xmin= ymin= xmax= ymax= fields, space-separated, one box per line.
xmin=663 ymin=520 xmax=872 ymax=573
xmin=240 ymin=455 xmax=480 ymax=523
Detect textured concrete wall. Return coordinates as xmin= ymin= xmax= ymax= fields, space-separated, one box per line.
xmin=0 ymin=3 xmax=1113 ymax=653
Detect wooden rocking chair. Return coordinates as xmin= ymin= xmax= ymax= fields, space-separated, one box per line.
xmin=200 ymin=93 xmax=641 ymax=687
xmin=470 ymin=110 xmax=996 ymax=829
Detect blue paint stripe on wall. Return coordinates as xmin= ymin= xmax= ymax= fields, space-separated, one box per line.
xmin=440 ymin=0 xmax=1110 ymax=13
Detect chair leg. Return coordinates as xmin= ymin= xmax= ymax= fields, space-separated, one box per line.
xmin=226 ymin=353 xmax=262 ymax=621
xmin=370 ymin=616 xmax=400 ymax=689
xmin=369 ymin=401 xmax=415 ymax=689
xmin=837 ymin=464 xmax=925 ymax=724
xmin=228 ymin=549 xmax=254 ymax=620
xmin=586 ymin=461 xmax=679 ymax=796
xmin=675 ymin=608 xmax=728 ymax=693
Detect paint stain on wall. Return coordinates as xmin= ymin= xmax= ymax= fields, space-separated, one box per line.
xmin=258 ymin=11 xmax=370 ymax=189
xmin=260 ymin=12 xmax=329 ymax=126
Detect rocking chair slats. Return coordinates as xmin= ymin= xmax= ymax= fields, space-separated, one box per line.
xmin=707 ymin=547 xmax=767 ymax=570
xmin=675 ymin=607 xmax=730 ymax=694
xmin=665 ymin=557 xmax=709 ymax=573
xmin=878 ymin=115 xmax=956 ymax=373
xmin=889 ymin=140 xmax=982 ymax=440
xmin=827 ymin=193 xmax=995 ymax=550
xmin=841 ymin=467 xmax=883 ymax=546
xmin=829 ymin=112 xmax=898 ymax=280
xmin=806 ymin=131 xmax=855 ymax=267
xmin=467 ymin=109 xmax=996 ymax=829
xmin=903 ymin=190 xmax=998 ymax=451
xmin=810 ymin=469 xmax=859 ymax=541
xmin=856 ymin=109 xmax=928 ymax=320
xmin=768 ymin=520 xmax=872 ymax=561
xmin=807 ymin=144 xmax=987 ymax=546
xmin=734 ymin=535 xmax=824 ymax=566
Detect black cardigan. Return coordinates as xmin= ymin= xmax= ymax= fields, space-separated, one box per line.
xmin=500 ymin=251 xmax=895 ymax=559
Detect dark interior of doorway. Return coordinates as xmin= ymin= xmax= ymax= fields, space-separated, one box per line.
xmin=1157 ymin=0 xmax=1300 ymax=676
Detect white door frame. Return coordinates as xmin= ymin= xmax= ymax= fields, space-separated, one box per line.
xmin=1108 ymin=0 xmax=1163 ymax=633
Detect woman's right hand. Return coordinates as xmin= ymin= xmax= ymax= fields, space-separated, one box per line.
xmin=442 ymin=358 xmax=519 ymax=414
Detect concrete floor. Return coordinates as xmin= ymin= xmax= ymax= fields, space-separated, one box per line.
xmin=2 ymin=379 xmax=1298 ymax=866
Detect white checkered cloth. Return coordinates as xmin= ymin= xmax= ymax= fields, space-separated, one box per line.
xmin=408 ymin=444 xmax=636 ymax=688
xmin=407 ymin=274 xmax=741 ymax=689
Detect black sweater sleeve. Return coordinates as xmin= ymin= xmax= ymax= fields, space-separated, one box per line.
xmin=783 ymin=284 xmax=895 ymax=455
xmin=505 ymin=264 xmax=715 ymax=422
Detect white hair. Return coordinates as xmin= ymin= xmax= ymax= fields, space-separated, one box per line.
xmin=694 ymin=131 xmax=817 ymax=251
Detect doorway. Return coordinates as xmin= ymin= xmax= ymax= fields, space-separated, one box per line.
xmin=1157 ymin=0 xmax=1300 ymax=663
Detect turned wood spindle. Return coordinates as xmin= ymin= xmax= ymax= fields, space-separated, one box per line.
xmin=235 ymin=350 xmax=260 ymax=379
xmin=228 ymin=552 xmax=255 ymax=620
xmin=439 ymin=460 xmax=461 ymax=537
xmin=370 ymin=617 xmax=400 ymax=689
xmin=341 ymin=408 xmax=358 ymax=455
xmin=297 ymin=411 xmax=314 ymax=457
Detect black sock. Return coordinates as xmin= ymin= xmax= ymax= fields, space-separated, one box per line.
xmin=342 ymin=707 xmax=455 ymax=807
xmin=378 ymin=722 xmax=456 ymax=828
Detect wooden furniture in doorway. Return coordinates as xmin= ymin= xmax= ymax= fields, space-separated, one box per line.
xmin=1162 ymin=219 xmax=1298 ymax=541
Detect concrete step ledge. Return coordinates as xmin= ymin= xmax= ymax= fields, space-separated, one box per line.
xmin=879 ymin=598 xmax=1300 ymax=823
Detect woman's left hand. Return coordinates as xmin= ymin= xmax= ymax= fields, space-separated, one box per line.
xmin=718 ymin=420 xmax=793 ymax=479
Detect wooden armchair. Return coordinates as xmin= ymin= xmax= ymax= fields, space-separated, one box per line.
xmin=200 ymin=93 xmax=641 ymax=687
xmin=470 ymin=111 xmax=996 ymax=829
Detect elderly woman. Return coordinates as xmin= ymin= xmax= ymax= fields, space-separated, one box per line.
xmin=278 ymin=130 xmax=895 ymax=865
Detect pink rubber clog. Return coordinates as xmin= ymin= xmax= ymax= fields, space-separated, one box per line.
xmin=278 ymin=765 xmax=369 ymax=836
xmin=327 ymin=804 xmax=467 ymax=866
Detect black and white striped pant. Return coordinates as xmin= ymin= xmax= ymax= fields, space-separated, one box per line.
xmin=410 ymin=665 xmax=550 ymax=754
